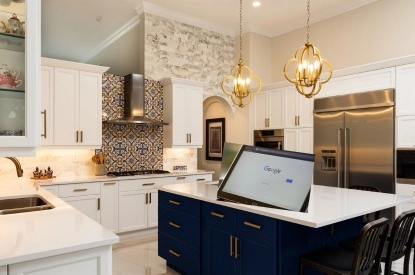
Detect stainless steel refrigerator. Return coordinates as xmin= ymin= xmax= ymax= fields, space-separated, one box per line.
xmin=313 ymin=89 xmax=395 ymax=195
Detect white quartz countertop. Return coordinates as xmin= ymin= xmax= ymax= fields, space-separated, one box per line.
xmin=0 ymin=180 xmax=119 ymax=266
xmin=158 ymin=183 xmax=415 ymax=228
xmin=24 ymin=170 xmax=214 ymax=186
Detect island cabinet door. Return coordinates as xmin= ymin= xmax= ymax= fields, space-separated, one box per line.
xmin=236 ymin=231 xmax=277 ymax=275
xmin=202 ymin=221 xmax=237 ymax=275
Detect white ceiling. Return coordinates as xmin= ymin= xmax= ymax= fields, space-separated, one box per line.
xmin=41 ymin=0 xmax=378 ymax=64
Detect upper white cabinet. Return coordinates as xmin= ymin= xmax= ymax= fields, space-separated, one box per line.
xmin=161 ymin=77 xmax=206 ymax=148
xmin=284 ymin=86 xmax=313 ymax=128
xmin=284 ymin=128 xmax=313 ymax=154
xmin=395 ymin=64 xmax=415 ymax=116
xmin=41 ymin=58 xmax=108 ymax=148
xmin=396 ymin=63 xmax=415 ymax=148
xmin=252 ymin=88 xmax=284 ymax=130
xmin=0 ymin=1 xmax=41 ymax=156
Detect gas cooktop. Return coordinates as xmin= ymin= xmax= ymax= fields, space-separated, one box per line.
xmin=107 ymin=170 xmax=170 ymax=177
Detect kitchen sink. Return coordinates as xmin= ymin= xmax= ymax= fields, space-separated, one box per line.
xmin=0 ymin=195 xmax=54 ymax=215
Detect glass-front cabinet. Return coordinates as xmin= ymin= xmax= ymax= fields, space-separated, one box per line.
xmin=0 ymin=0 xmax=40 ymax=156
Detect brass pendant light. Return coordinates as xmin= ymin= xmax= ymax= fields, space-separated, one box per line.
xmin=283 ymin=0 xmax=332 ymax=98
xmin=221 ymin=0 xmax=262 ymax=108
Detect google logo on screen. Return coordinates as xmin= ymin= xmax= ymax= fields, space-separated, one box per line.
xmin=264 ymin=166 xmax=281 ymax=174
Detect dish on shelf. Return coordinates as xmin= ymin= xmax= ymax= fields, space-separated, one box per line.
xmin=0 ymin=130 xmax=24 ymax=136
xmin=0 ymin=64 xmax=22 ymax=88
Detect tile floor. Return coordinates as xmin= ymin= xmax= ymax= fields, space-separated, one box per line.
xmin=112 ymin=233 xmax=413 ymax=275
xmin=112 ymin=233 xmax=179 ymax=275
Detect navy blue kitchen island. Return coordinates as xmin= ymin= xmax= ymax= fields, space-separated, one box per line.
xmin=157 ymin=183 xmax=413 ymax=275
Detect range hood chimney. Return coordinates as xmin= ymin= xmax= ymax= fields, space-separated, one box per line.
xmin=106 ymin=74 xmax=167 ymax=125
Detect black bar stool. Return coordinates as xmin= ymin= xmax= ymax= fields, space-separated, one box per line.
xmin=300 ymin=217 xmax=389 ymax=275
xmin=341 ymin=209 xmax=415 ymax=275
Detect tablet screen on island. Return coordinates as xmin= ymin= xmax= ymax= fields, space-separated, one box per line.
xmin=217 ymin=144 xmax=315 ymax=212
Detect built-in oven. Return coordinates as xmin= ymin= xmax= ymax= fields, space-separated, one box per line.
xmin=253 ymin=129 xmax=284 ymax=150
xmin=396 ymin=149 xmax=415 ymax=184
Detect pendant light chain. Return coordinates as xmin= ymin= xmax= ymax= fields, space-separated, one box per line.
xmin=239 ymin=0 xmax=243 ymax=62
xmin=306 ymin=0 xmax=310 ymax=44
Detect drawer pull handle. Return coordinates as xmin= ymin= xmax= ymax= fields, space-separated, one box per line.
xmin=169 ymin=222 xmax=181 ymax=229
xmin=104 ymin=182 xmax=116 ymax=185
xmin=211 ymin=212 xmax=225 ymax=218
xmin=41 ymin=110 xmax=47 ymax=138
xmin=196 ymin=178 xmax=205 ymax=181
xmin=176 ymin=176 xmax=186 ymax=180
xmin=169 ymin=249 xmax=181 ymax=258
xmin=169 ymin=200 xmax=181 ymax=205
xmin=234 ymin=237 xmax=239 ymax=259
xmin=230 ymin=235 xmax=234 ymax=256
xmin=142 ymin=183 xmax=155 ymax=186
xmin=244 ymin=221 xmax=262 ymax=229
xmin=73 ymin=188 xmax=87 ymax=192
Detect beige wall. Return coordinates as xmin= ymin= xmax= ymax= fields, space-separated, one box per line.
xmin=87 ymin=24 xmax=143 ymax=76
xmin=197 ymin=96 xmax=250 ymax=180
xmin=272 ymin=0 xmax=415 ymax=82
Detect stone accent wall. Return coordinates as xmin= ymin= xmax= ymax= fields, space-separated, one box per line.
xmin=144 ymin=13 xmax=235 ymax=102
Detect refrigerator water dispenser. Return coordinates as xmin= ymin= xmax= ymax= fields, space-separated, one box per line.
xmin=321 ymin=156 xmax=336 ymax=170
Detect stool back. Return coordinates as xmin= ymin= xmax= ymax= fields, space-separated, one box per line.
xmin=384 ymin=209 xmax=415 ymax=274
xmin=353 ymin=217 xmax=389 ymax=275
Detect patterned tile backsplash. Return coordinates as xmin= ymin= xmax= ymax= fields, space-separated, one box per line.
xmin=98 ymin=74 xmax=164 ymax=172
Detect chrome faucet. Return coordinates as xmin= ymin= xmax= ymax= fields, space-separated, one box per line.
xmin=4 ymin=157 xmax=23 ymax=177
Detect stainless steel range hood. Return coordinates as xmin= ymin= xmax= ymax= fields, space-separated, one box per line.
xmin=106 ymin=74 xmax=168 ymax=125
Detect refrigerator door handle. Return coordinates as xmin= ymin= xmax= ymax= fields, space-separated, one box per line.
xmin=344 ymin=128 xmax=349 ymax=188
xmin=337 ymin=128 xmax=342 ymax=188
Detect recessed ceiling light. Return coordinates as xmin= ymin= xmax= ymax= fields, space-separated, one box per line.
xmin=252 ymin=1 xmax=261 ymax=7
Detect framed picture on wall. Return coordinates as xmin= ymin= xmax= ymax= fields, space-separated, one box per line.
xmin=206 ymin=118 xmax=225 ymax=161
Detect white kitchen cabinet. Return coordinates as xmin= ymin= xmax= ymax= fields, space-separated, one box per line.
xmin=252 ymin=88 xmax=284 ymax=130
xmin=40 ymin=66 xmax=54 ymax=146
xmin=0 ymin=0 xmax=41 ymax=156
xmin=41 ymin=58 xmax=108 ymax=148
xmin=395 ymin=183 xmax=415 ymax=217
xmin=0 ymin=266 xmax=5 ymax=275
xmin=187 ymin=173 xmax=213 ymax=183
xmin=42 ymin=184 xmax=58 ymax=195
xmin=8 ymin=245 xmax=112 ymax=275
xmin=283 ymin=86 xmax=313 ymax=128
xmin=100 ymin=181 xmax=119 ymax=233
xmin=172 ymin=173 xmax=213 ymax=183
xmin=161 ymin=77 xmax=206 ymax=148
xmin=396 ymin=63 xmax=415 ymax=116
xmin=58 ymin=182 xmax=101 ymax=223
xmin=118 ymin=177 xmax=174 ymax=232
xmin=284 ymin=128 xmax=313 ymax=154
xmin=397 ymin=116 xmax=415 ymax=148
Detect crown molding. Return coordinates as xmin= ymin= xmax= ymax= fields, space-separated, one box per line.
xmin=81 ymin=15 xmax=141 ymax=63
xmin=270 ymin=0 xmax=379 ymax=37
xmin=137 ymin=1 xmax=236 ymax=37
xmin=41 ymin=57 xmax=109 ymax=74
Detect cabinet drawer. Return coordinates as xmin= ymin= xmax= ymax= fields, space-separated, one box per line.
xmin=119 ymin=177 xmax=173 ymax=192
xmin=202 ymin=202 xmax=236 ymax=229
xmin=159 ymin=206 xmax=200 ymax=248
xmin=159 ymin=191 xmax=200 ymax=217
xmin=237 ymin=210 xmax=277 ymax=242
xmin=58 ymin=182 xmax=100 ymax=197
xmin=158 ymin=232 xmax=200 ymax=275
